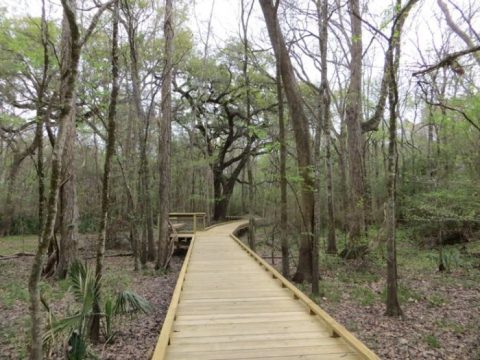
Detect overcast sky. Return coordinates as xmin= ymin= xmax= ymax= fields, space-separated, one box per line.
xmin=0 ymin=0 xmax=470 ymax=66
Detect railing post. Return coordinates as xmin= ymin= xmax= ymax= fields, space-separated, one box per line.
xmin=193 ymin=214 xmax=197 ymax=234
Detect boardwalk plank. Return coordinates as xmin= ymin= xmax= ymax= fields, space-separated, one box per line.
xmin=166 ymin=345 xmax=357 ymax=360
xmin=153 ymin=221 xmax=377 ymax=360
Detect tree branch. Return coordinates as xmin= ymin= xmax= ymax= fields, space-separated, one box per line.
xmin=412 ymin=45 xmax=480 ymax=76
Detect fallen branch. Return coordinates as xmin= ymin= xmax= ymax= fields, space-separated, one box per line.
xmin=84 ymin=252 xmax=133 ymax=260
xmin=0 ymin=252 xmax=35 ymax=260
xmin=105 ymin=252 xmax=133 ymax=257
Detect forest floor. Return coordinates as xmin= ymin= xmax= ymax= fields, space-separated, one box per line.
xmin=2 ymin=229 xmax=479 ymax=359
xmin=252 ymin=227 xmax=480 ymax=360
xmin=0 ymin=234 xmax=182 ymax=359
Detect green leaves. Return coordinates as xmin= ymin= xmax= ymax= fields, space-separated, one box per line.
xmin=0 ymin=15 xmax=58 ymax=75
xmin=247 ymin=124 xmax=268 ymax=140
xmin=68 ymin=261 xmax=98 ymax=308
xmin=104 ymin=298 xmax=115 ymax=343
xmin=427 ymin=248 xmax=461 ymax=272
xmin=66 ymin=330 xmax=89 ymax=360
xmin=404 ymin=182 xmax=480 ymax=223
xmin=0 ymin=113 xmax=24 ymax=128
xmin=113 ymin=290 xmax=152 ymax=315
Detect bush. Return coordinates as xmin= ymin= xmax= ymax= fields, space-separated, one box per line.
xmin=427 ymin=247 xmax=461 ymax=272
xmin=79 ymin=214 xmax=98 ymax=234
xmin=10 ymin=215 xmax=39 ymax=235
xmin=401 ymin=180 xmax=480 ymax=247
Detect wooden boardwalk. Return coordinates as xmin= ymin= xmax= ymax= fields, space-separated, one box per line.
xmin=153 ymin=221 xmax=379 ymax=360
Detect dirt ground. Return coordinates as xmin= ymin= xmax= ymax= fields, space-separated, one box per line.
xmin=318 ymin=265 xmax=480 ymax=360
xmin=90 ymin=256 xmax=182 ymax=360
xmin=0 ymin=235 xmax=183 ymax=360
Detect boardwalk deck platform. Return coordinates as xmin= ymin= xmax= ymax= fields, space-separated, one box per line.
xmin=153 ymin=221 xmax=379 ymax=360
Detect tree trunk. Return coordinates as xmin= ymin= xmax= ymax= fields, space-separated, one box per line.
xmin=56 ymin=113 xmax=79 ymax=279
xmin=121 ymin=92 xmax=141 ymax=271
xmin=127 ymin=190 xmax=141 ymax=271
xmin=317 ymin=0 xmax=337 ymax=254
xmin=247 ymin=156 xmax=256 ymax=251
xmin=55 ymin=0 xmax=79 ymax=280
xmin=145 ymin=193 xmax=155 ymax=261
xmin=259 ymin=0 xmax=315 ymax=284
xmin=212 ymin=177 xmax=234 ymax=220
xmin=39 ymin=8 xmax=55 ymax=278
xmin=241 ymin=0 xmax=256 ymax=251
xmin=313 ymin=107 xmax=321 ymax=295
xmin=156 ymin=0 xmax=173 ymax=269
xmin=29 ymin=0 xmax=82 ymax=356
xmin=384 ymin=0 xmax=418 ymax=316
xmin=123 ymin=0 xmax=155 ymax=267
xmin=91 ymin=0 xmax=119 ymax=341
xmin=241 ymin=168 xmax=247 ymax=214
xmin=277 ymin=58 xmax=289 ymax=278
xmin=138 ymin=167 xmax=149 ymax=267
xmin=36 ymin=112 xmax=46 ymax=239
xmin=385 ymin=62 xmax=402 ymax=317
xmin=345 ymin=0 xmax=365 ymax=248
xmin=371 ymin=139 xmax=382 ymax=222
xmin=325 ymin=132 xmax=337 ymax=253
xmin=338 ymin=119 xmax=349 ymax=233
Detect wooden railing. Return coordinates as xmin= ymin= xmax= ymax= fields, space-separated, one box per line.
xmin=168 ymin=212 xmax=207 ymax=234
xmin=229 ymin=223 xmax=380 ymax=360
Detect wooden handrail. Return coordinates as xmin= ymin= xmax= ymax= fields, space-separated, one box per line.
xmin=229 ymin=224 xmax=380 ymax=360
xmin=151 ymin=234 xmax=196 ymax=360
xmin=168 ymin=212 xmax=207 ymax=233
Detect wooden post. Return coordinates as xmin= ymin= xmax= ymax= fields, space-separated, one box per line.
xmin=193 ymin=214 xmax=197 ymax=234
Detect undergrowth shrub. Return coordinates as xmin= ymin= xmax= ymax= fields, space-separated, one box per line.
xmin=401 ymin=180 xmax=480 ymax=248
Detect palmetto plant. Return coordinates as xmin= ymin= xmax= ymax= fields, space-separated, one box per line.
xmin=43 ymin=261 xmax=151 ymax=359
